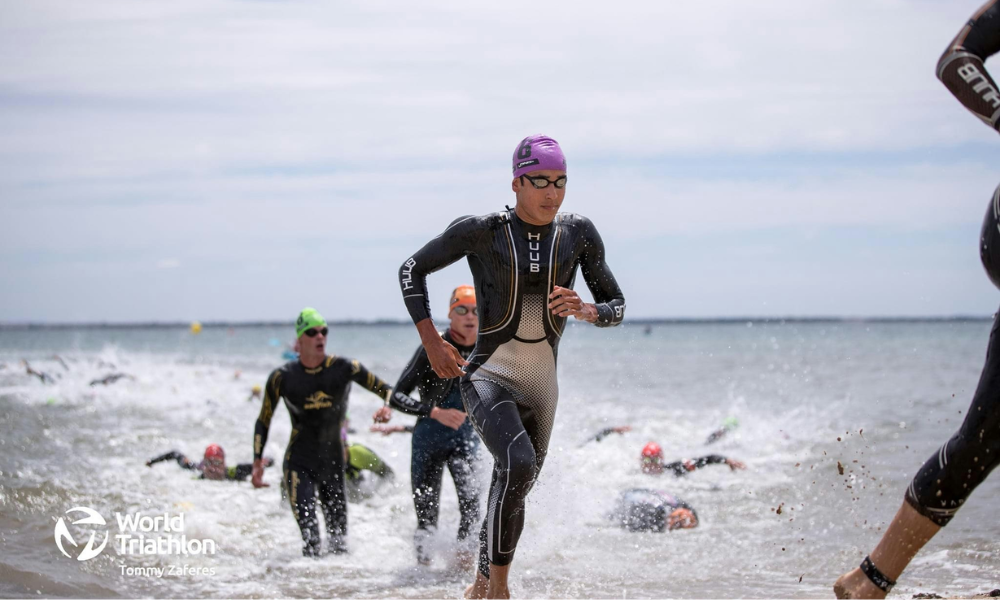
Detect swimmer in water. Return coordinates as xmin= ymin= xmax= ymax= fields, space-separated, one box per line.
xmin=704 ymin=417 xmax=739 ymax=445
xmin=252 ymin=307 xmax=395 ymax=556
xmin=398 ymin=135 xmax=625 ymax=598
xmin=89 ymin=373 xmax=134 ymax=387
xmin=639 ymin=442 xmax=746 ymax=476
xmin=608 ymin=488 xmax=699 ymax=532
xmin=835 ymin=5 xmax=1000 ymax=597
xmin=21 ymin=360 xmax=55 ymax=384
xmin=146 ymin=444 xmax=273 ymax=481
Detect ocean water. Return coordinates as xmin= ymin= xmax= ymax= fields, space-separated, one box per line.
xmin=1 ymin=320 xmax=998 ymax=598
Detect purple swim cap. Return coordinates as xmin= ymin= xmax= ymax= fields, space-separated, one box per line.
xmin=512 ymin=135 xmax=566 ymax=179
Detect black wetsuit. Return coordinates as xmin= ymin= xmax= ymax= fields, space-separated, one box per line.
xmin=905 ymin=2 xmax=1000 ymax=526
xmin=659 ymin=455 xmax=731 ymax=477
xmin=390 ymin=329 xmax=480 ymax=561
xmin=609 ymin=489 xmax=697 ymax=533
xmin=255 ymin=356 xmax=393 ymax=555
xmin=938 ymin=0 xmax=1000 ymax=133
xmin=146 ymin=451 xmax=255 ymax=481
xmin=400 ymin=207 xmax=625 ymax=575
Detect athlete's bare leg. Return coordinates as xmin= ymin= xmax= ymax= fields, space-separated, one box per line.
xmin=464 ymin=564 xmax=511 ymax=599
xmin=834 ymin=501 xmax=941 ymax=599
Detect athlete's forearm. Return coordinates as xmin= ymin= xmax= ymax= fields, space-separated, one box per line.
xmin=695 ymin=455 xmax=728 ymax=468
xmin=937 ymin=0 xmax=1000 ymax=131
xmin=147 ymin=450 xmax=183 ymax=467
xmin=389 ymin=346 xmax=434 ymax=416
xmin=254 ymin=370 xmax=281 ymax=461
xmin=579 ymin=222 xmax=626 ymax=328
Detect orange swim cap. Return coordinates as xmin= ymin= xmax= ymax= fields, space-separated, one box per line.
xmin=450 ymin=285 xmax=476 ymax=309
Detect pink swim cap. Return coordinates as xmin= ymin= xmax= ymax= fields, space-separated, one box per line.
xmin=512 ymin=135 xmax=566 ymax=179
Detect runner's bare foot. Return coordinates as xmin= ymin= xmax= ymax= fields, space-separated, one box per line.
xmin=465 ymin=573 xmax=489 ymax=599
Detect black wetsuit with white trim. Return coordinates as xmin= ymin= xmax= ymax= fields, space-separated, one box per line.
xmin=937 ymin=0 xmax=1000 ymax=132
xmin=399 ymin=207 xmax=625 ymax=576
xmin=905 ymin=3 xmax=1000 ymax=527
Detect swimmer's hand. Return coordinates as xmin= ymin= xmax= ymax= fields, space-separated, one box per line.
xmin=430 ymin=407 xmax=467 ymax=430
xmin=725 ymin=458 xmax=746 ymax=471
xmin=548 ymin=286 xmax=598 ymax=323
xmin=251 ymin=459 xmax=270 ymax=488
xmin=372 ymin=405 xmax=392 ymax=423
xmin=417 ymin=318 xmax=468 ymax=379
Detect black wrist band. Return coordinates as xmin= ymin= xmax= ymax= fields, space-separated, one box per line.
xmin=860 ymin=555 xmax=896 ymax=593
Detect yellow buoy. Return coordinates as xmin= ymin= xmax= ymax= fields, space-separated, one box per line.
xmin=190 ymin=321 xmax=202 ymax=335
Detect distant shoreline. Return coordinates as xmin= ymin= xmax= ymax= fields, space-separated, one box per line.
xmin=0 ymin=316 xmax=991 ymax=330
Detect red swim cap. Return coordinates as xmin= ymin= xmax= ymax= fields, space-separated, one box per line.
xmin=641 ymin=442 xmax=662 ymax=460
xmin=204 ymin=444 xmax=225 ymax=462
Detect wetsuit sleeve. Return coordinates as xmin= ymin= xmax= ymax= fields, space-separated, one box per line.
xmin=692 ymin=455 xmax=728 ymax=469
xmin=347 ymin=359 xmax=393 ymax=402
xmin=937 ymin=0 xmax=1000 ymax=131
xmin=254 ymin=369 xmax=282 ymax=461
xmin=579 ymin=427 xmax=617 ymax=447
xmin=663 ymin=461 xmax=688 ymax=477
xmin=147 ymin=450 xmax=196 ymax=470
xmin=578 ymin=217 xmax=626 ymax=327
xmin=388 ymin=345 xmax=434 ymax=417
xmin=230 ymin=464 xmax=253 ymax=481
xmin=399 ymin=215 xmax=484 ymax=324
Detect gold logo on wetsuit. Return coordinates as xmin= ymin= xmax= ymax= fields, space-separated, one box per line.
xmin=304 ymin=391 xmax=333 ymax=410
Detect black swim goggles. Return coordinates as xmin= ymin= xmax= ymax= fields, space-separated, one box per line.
xmin=519 ymin=174 xmax=567 ymax=189
xmin=453 ymin=305 xmax=477 ymax=316
xmin=303 ymin=327 xmax=329 ymax=337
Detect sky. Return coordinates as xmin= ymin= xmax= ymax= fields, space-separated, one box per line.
xmin=2 ymin=0 xmax=1000 ymax=323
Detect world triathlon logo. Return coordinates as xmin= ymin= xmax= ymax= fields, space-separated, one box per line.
xmin=54 ymin=507 xmax=110 ymax=561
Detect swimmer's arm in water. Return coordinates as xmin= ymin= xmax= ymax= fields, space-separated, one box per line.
xmin=370 ymin=424 xmax=415 ymax=435
xmin=575 ymin=216 xmax=626 ymax=327
xmin=937 ymin=0 xmax=1000 ymax=131
xmin=146 ymin=450 xmax=197 ymax=470
xmin=693 ymin=455 xmax=746 ymax=471
xmin=400 ymin=215 xmax=485 ymax=378
xmin=579 ymin=425 xmax=631 ymax=447
xmin=252 ymin=369 xmax=282 ymax=487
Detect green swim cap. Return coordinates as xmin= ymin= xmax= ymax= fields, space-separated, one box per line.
xmin=724 ymin=416 xmax=739 ymax=429
xmin=295 ymin=307 xmax=327 ymax=338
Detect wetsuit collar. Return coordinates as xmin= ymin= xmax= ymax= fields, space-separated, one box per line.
xmin=510 ymin=206 xmax=553 ymax=238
